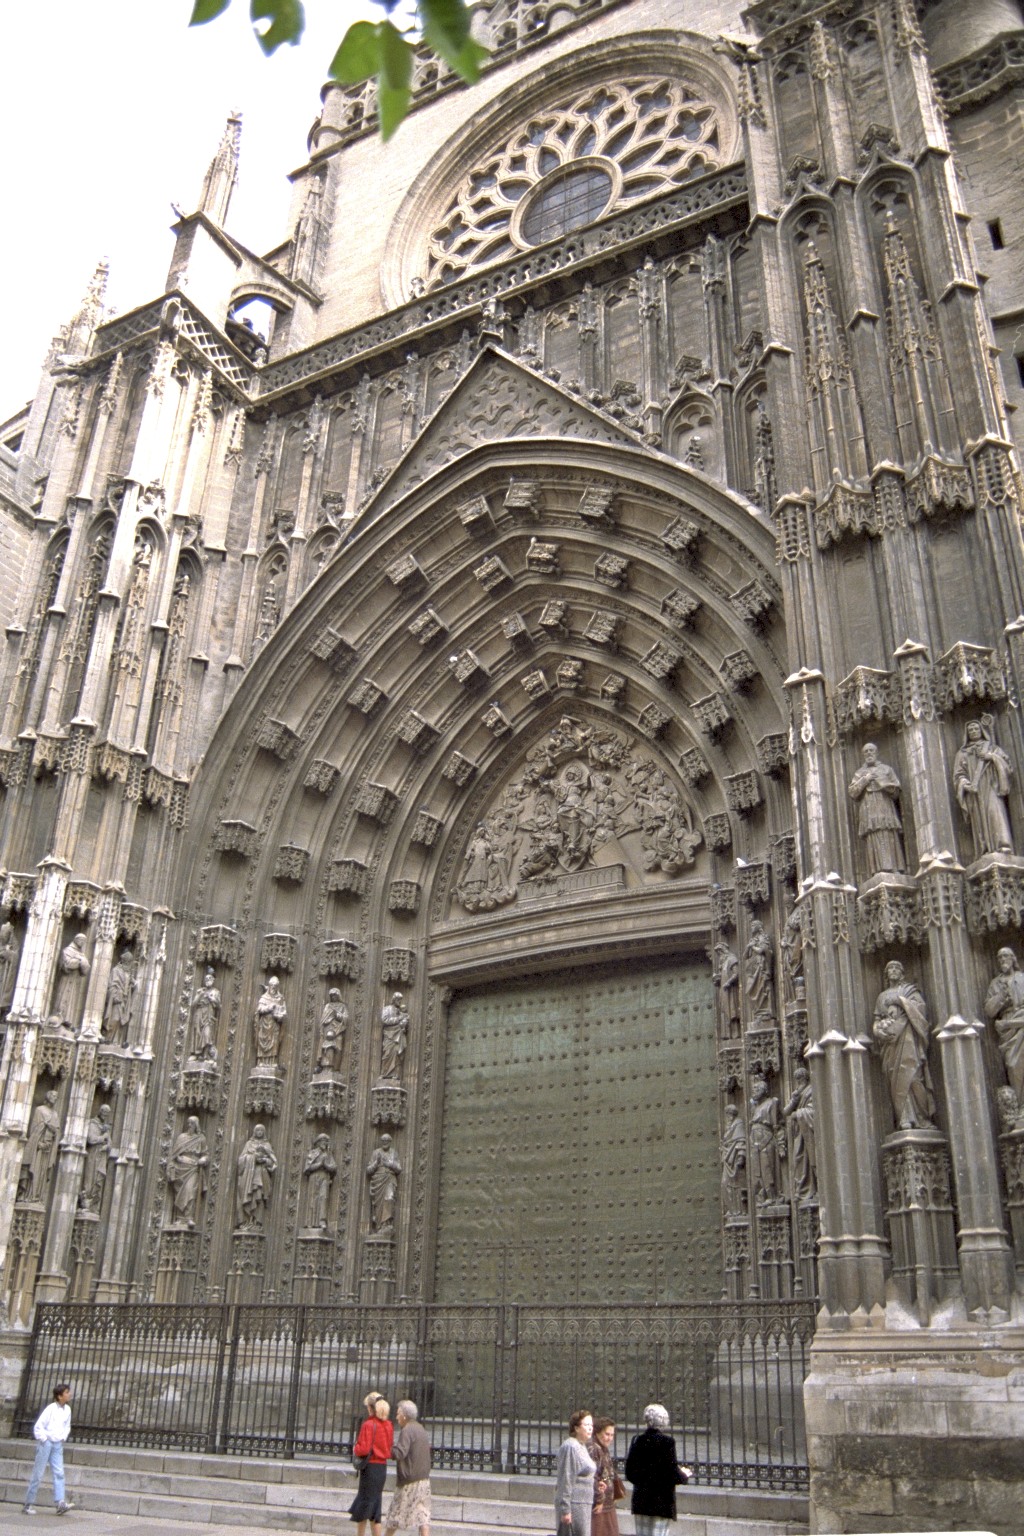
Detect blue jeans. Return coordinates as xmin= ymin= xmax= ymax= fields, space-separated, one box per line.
xmin=25 ymin=1438 xmax=65 ymax=1505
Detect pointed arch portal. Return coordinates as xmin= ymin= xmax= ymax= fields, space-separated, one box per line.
xmin=171 ymin=427 xmax=787 ymax=1305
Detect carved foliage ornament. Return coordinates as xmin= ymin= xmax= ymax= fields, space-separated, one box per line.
xmin=426 ymin=78 xmax=724 ymax=288
xmin=453 ymin=716 xmax=702 ymax=913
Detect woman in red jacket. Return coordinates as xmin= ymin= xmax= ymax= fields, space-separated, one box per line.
xmin=350 ymin=1392 xmax=394 ymax=1536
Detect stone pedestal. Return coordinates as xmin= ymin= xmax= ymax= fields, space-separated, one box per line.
xmin=998 ymin=1125 xmax=1024 ymax=1277
xmin=295 ymin=1231 xmax=334 ymax=1302
xmin=244 ymin=1066 xmax=283 ymax=1118
xmin=305 ymin=1071 xmax=347 ymax=1122
xmin=2 ymin=1205 xmax=45 ymax=1325
xmin=155 ymin=1228 xmax=200 ymax=1303
xmin=68 ymin=1209 xmax=100 ymax=1301
xmin=723 ymin=1216 xmax=749 ymax=1300
xmin=176 ymin=1059 xmax=220 ymax=1112
xmin=881 ymin=1128 xmax=958 ymax=1323
xmin=362 ymin=1233 xmax=395 ymax=1284
xmin=806 ymin=1329 xmax=1024 ymax=1535
xmin=371 ymin=1081 xmax=407 ymax=1127
xmin=756 ymin=1201 xmax=792 ymax=1298
xmin=226 ymin=1229 xmax=265 ymax=1303
xmin=796 ymin=1199 xmax=819 ymax=1301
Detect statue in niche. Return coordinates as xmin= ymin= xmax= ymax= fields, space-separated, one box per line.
xmin=303 ymin=1132 xmax=337 ymax=1229
xmin=316 ymin=989 xmax=348 ymax=1072
xmin=18 ymin=1089 xmax=61 ymax=1202
xmin=52 ymin=932 xmax=90 ymax=1030
xmin=872 ymin=961 xmax=936 ymax=1131
xmin=0 ymin=921 xmax=18 ymax=1011
xmin=236 ymin=1124 xmax=278 ymax=1229
xmin=102 ymin=950 xmax=137 ymax=1048
xmin=743 ymin=920 xmax=775 ymax=1022
xmin=79 ymin=1104 xmax=113 ymax=1212
xmin=996 ymin=1086 xmax=1020 ymax=1135
xmin=847 ymin=743 xmax=906 ymax=876
xmin=748 ymin=1076 xmax=784 ymax=1203
xmin=779 ymin=897 xmax=805 ymax=1004
xmin=714 ymin=944 xmax=741 ymax=1037
xmin=190 ymin=970 xmax=221 ymax=1062
xmin=166 ymin=1115 xmax=208 ymax=1228
xmin=954 ymin=717 xmax=1014 ymax=859
xmin=985 ymin=947 xmax=1024 ymax=1110
xmin=366 ymin=1132 xmax=401 ymax=1234
xmin=253 ymin=976 xmax=287 ymax=1068
xmin=379 ymin=992 xmax=409 ymax=1082
xmin=782 ymin=1065 xmax=816 ymax=1201
xmin=720 ymin=1104 xmax=747 ymax=1215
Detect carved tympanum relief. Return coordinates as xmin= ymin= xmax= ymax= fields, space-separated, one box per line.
xmin=426 ymin=78 xmax=725 ymax=288
xmin=452 ymin=716 xmax=703 ymax=914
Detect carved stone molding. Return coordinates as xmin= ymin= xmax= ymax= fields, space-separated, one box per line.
xmin=386 ymin=553 xmax=425 ymax=592
xmin=196 ymin=924 xmax=240 ymax=967
xmin=304 ymin=759 xmax=341 ymax=794
xmin=214 ymin=820 xmax=259 ymax=858
xmin=482 ymin=705 xmax=512 ymax=737
xmin=770 ymin=833 xmax=797 ymax=887
xmin=474 ymin=555 xmax=512 ymax=594
xmin=720 ymin=650 xmax=757 ymax=692
xmin=600 ymin=674 xmax=626 ymax=706
xmin=718 ymin=1044 xmax=743 ymax=1093
xmin=363 ymin=1234 xmax=396 ymax=1281
xmin=661 ymin=590 xmax=701 ymax=631
xmin=679 ymin=747 xmax=710 ymax=786
xmin=306 ymin=1072 xmax=348 ymax=1123
xmin=522 ymin=669 xmax=551 ymax=701
xmin=310 ymin=627 xmax=356 ymax=672
xmin=964 ymin=855 xmax=1024 ymax=935
xmin=389 ymin=880 xmax=422 ymax=914
xmin=578 ymin=486 xmax=616 ymax=526
xmin=36 ymin=1032 xmax=75 ymax=1080
xmin=692 ymin=693 xmax=732 ymax=738
xmin=594 ymin=553 xmax=629 ymax=589
xmin=457 ymin=493 xmax=494 ymax=534
xmin=348 ymin=679 xmax=387 ymax=716
xmin=584 ymin=611 xmax=620 ymax=649
xmin=661 ymin=516 xmax=701 ymax=563
xmin=245 ymin=1067 xmax=284 ymax=1118
xmin=396 ymin=711 xmax=439 ymax=754
xmin=501 ymin=612 xmax=531 ymax=651
xmin=933 ymin=643 xmax=1006 ymax=713
xmin=638 ymin=704 xmax=671 ymax=739
xmin=409 ymin=607 xmax=449 ymax=646
xmin=729 ymin=579 xmax=774 ymax=630
xmin=64 ymin=881 xmax=101 ymax=919
xmin=354 ymin=782 xmax=398 ymax=825
xmin=724 ymin=770 xmax=761 ymax=816
xmin=273 ymin=845 xmax=310 ymax=885
xmin=704 ymin=813 xmax=732 ymax=852
xmin=410 ymin=810 xmax=443 ymax=847
xmin=856 ymin=874 xmax=924 ymax=952
xmin=176 ymin=1060 xmax=220 ymax=1112
xmin=745 ymin=1026 xmax=781 ymax=1078
xmin=319 ymin=938 xmax=362 ymax=979
xmin=256 ymin=718 xmax=301 ymax=762
xmin=442 ymin=752 xmax=476 ymax=786
xmin=371 ymin=1083 xmax=408 ymax=1127
xmin=736 ymin=861 xmax=770 ymax=907
xmin=260 ymin=932 xmax=297 ymax=973
xmin=756 ymin=733 xmax=788 ymax=777
xmin=711 ymin=885 xmax=736 ymax=932
xmin=641 ymin=642 xmax=681 ymax=682
xmin=382 ymin=947 xmax=416 ymax=984
xmin=450 ymin=649 xmax=490 ymax=686
xmin=525 ymin=539 xmax=560 ymax=575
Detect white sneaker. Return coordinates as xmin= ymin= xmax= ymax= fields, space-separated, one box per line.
xmin=22 ymin=1507 xmax=36 ymax=1515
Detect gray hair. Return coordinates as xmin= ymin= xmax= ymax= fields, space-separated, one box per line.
xmin=396 ymin=1399 xmax=418 ymax=1421
xmin=643 ymin=1403 xmax=670 ymax=1429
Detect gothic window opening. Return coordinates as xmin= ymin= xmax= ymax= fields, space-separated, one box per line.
xmin=425 ymin=77 xmax=724 ymax=287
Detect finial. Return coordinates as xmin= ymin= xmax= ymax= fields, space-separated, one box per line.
xmin=198 ymin=111 xmax=243 ymax=226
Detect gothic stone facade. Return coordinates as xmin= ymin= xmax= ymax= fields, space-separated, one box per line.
xmin=1 ymin=0 xmax=1024 ymax=1529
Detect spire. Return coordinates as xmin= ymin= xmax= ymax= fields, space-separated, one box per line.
xmin=198 ymin=111 xmax=242 ymax=227
xmin=58 ymin=258 xmax=110 ymax=358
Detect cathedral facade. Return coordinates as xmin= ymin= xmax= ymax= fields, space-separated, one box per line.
xmin=1 ymin=0 xmax=1024 ymax=1527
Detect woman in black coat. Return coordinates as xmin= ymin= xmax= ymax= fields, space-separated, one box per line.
xmin=623 ymin=1403 xmax=691 ymax=1536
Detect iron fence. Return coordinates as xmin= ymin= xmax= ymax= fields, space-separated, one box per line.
xmin=16 ymin=1299 xmax=814 ymax=1491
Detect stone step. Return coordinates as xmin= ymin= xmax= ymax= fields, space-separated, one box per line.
xmin=0 ymin=1438 xmax=808 ymax=1536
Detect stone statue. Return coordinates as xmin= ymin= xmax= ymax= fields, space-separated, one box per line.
xmin=102 ymin=950 xmax=137 ymax=1047
xmin=872 ymin=961 xmax=936 ymax=1131
xmin=954 ymin=717 xmax=1014 ymax=859
xmin=303 ymin=1132 xmax=337 ymax=1229
xmin=79 ymin=1104 xmax=113 ymax=1212
xmin=0 ymin=921 xmax=18 ymax=1011
xmin=715 ymin=944 xmax=741 ymax=1035
xmin=456 ymin=822 xmax=517 ymax=912
xmin=985 ymin=947 xmax=1024 ymax=1109
xmin=847 ymin=743 xmax=906 ymax=875
xmin=190 ymin=970 xmax=221 ymax=1062
xmin=166 ymin=1115 xmax=208 ymax=1227
xmin=779 ymin=898 xmax=805 ymax=1004
xmin=52 ymin=932 xmax=90 ymax=1029
xmin=366 ymin=1132 xmax=401 ymax=1233
xmin=253 ymin=976 xmax=287 ymax=1068
xmin=743 ymin=921 xmax=775 ymax=1022
xmin=782 ymin=1065 xmax=816 ymax=1201
xmin=720 ymin=1104 xmax=747 ymax=1215
xmin=19 ymin=1089 xmax=61 ymax=1202
xmin=379 ymin=992 xmax=409 ymax=1082
xmin=748 ymin=1076 xmax=783 ymax=1203
xmin=316 ymin=988 xmax=348 ymax=1071
xmin=236 ymin=1124 xmax=277 ymax=1228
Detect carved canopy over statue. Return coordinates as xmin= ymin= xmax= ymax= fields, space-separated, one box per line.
xmin=454 ymin=716 xmax=702 ymax=911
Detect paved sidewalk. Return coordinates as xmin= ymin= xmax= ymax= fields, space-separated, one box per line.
xmin=4 ymin=1510 xmax=346 ymax=1535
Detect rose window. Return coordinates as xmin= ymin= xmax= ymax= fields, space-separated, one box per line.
xmin=425 ymin=78 xmax=722 ymax=287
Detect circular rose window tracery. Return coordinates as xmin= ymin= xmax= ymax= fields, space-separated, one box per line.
xmin=425 ymin=77 xmax=722 ymax=288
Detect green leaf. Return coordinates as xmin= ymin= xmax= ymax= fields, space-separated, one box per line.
xmin=250 ymin=0 xmax=305 ymax=54
xmin=329 ymin=20 xmax=381 ymax=86
xmin=419 ymin=0 xmax=487 ymax=82
xmin=190 ymin=0 xmax=232 ymax=23
xmin=376 ymin=19 xmax=413 ymax=93
xmin=378 ymin=81 xmax=412 ymax=140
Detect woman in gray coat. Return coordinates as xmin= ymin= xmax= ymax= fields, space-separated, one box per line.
xmin=555 ymin=1409 xmax=598 ymax=1536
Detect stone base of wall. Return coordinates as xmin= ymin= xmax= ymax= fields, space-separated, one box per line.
xmin=0 ymin=1330 xmax=31 ymax=1435
xmin=806 ymin=1323 xmax=1024 ymax=1535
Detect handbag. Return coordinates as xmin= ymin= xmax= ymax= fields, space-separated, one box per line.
xmin=352 ymin=1453 xmax=368 ymax=1470
xmin=611 ymin=1474 xmax=626 ymax=1503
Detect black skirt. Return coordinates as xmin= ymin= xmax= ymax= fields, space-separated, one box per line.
xmin=349 ymin=1460 xmax=388 ymax=1521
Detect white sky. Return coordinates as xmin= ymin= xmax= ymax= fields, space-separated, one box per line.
xmin=0 ymin=1 xmax=381 ymax=420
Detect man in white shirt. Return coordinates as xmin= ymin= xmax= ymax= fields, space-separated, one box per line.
xmin=23 ymin=1382 xmax=73 ymax=1515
